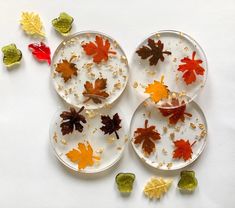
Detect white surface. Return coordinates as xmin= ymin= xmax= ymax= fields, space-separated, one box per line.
xmin=0 ymin=0 xmax=235 ymax=207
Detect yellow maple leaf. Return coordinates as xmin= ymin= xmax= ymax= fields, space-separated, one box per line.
xmin=145 ymin=76 xmax=169 ymax=103
xmin=20 ymin=12 xmax=45 ymax=37
xmin=144 ymin=177 xmax=172 ymax=199
xmin=66 ymin=142 xmax=100 ymax=170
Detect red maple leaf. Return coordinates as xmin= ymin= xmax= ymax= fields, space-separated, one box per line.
xmin=178 ymin=51 xmax=205 ymax=85
xmin=82 ymin=36 xmax=116 ymax=64
xmin=159 ymin=98 xmax=192 ymax=125
xmin=28 ymin=42 xmax=51 ymax=65
xmin=173 ymin=139 xmax=196 ymax=161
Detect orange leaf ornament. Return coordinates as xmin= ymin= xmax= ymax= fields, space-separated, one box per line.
xmin=82 ymin=36 xmax=116 ymax=64
xmin=173 ymin=139 xmax=196 ymax=161
xmin=178 ymin=51 xmax=205 ymax=85
xmin=66 ymin=142 xmax=100 ymax=170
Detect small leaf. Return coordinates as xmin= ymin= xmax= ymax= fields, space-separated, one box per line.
xmin=28 ymin=42 xmax=51 ymax=65
xmin=115 ymin=173 xmax=135 ymax=193
xmin=1 ymin=44 xmax=22 ymax=67
xmin=52 ymin=12 xmax=74 ymax=35
xmin=20 ymin=12 xmax=45 ymax=37
xmin=173 ymin=139 xmax=196 ymax=161
xmin=178 ymin=170 xmax=198 ymax=192
xmin=144 ymin=177 xmax=172 ymax=199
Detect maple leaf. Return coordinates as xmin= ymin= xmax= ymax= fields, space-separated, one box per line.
xmin=83 ymin=78 xmax=109 ymax=104
xmin=173 ymin=139 xmax=196 ymax=161
xmin=145 ymin=76 xmax=169 ymax=103
xmin=100 ymin=113 xmax=121 ymax=139
xmin=158 ymin=98 xmax=192 ymax=125
xmin=136 ymin=39 xmax=171 ymax=66
xmin=178 ymin=51 xmax=205 ymax=85
xmin=60 ymin=107 xmax=86 ymax=135
xmin=82 ymin=36 xmax=116 ymax=64
xmin=20 ymin=12 xmax=45 ymax=37
xmin=28 ymin=42 xmax=51 ymax=65
xmin=133 ymin=119 xmax=161 ymax=155
xmin=66 ymin=142 xmax=100 ymax=170
xmin=55 ymin=56 xmax=78 ymax=82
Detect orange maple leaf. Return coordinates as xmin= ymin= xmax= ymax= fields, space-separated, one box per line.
xmin=145 ymin=76 xmax=169 ymax=103
xmin=82 ymin=36 xmax=116 ymax=64
xmin=173 ymin=139 xmax=196 ymax=161
xmin=178 ymin=51 xmax=205 ymax=85
xmin=66 ymin=142 xmax=100 ymax=170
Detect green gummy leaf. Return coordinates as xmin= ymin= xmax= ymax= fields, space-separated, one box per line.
xmin=1 ymin=44 xmax=22 ymax=67
xmin=52 ymin=12 xmax=74 ymax=35
xmin=178 ymin=170 xmax=198 ymax=192
xmin=115 ymin=173 xmax=135 ymax=193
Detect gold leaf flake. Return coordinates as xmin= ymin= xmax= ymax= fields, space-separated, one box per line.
xmin=85 ymin=110 xmax=97 ymax=119
xmin=163 ymin=126 xmax=168 ymax=134
xmin=60 ymin=139 xmax=67 ymax=145
xmin=53 ymin=132 xmax=58 ymax=143
xmin=190 ymin=123 xmax=196 ymax=129
xmin=170 ymin=133 xmax=175 ymax=140
xmin=133 ymin=81 xmax=138 ymax=88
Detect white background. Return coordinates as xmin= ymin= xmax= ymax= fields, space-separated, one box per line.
xmin=0 ymin=0 xmax=235 ymax=207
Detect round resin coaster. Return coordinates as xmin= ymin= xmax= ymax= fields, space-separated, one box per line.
xmin=130 ymin=98 xmax=207 ymax=170
xmin=131 ymin=30 xmax=208 ymax=108
xmin=51 ymin=31 xmax=129 ymax=110
xmin=50 ymin=106 xmax=128 ymax=173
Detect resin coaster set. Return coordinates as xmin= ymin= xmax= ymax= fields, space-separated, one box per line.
xmin=50 ymin=30 xmax=208 ymax=173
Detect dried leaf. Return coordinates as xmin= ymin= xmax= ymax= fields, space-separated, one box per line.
xmin=66 ymin=142 xmax=100 ymax=170
xmin=83 ymin=78 xmax=109 ymax=104
xmin=115 ymin=173 xmax=135 ymax=193
xmin=20 ymin=12 xmax=45 ymax=37
xmin=136 ymin=39 xmax=171 ymax=66
xmin=1 ymin=44 xmax=22 ymax=67
xmin=82 ymin=36 xmax=116 ymax=64
xmin=159 ymin=98 xmax=192 ymax=125
xmin=100 ymin=113 xmax=121 ymax=139
xmin=52 ymin=12 xmax=74 ymax=35
xmin=28 ymin=42 xmax=51 ymax=65
xmin=60 ymin=107 xmax=86 ymax=135
xmin=178 ymin=170 xmax=198 ymax=192
xmin=178 ymin=51 xmax=205 ymax=85
xmin=173 ymin=139 xmax=196 ymax=161
xmin=133 ymin=119 xmax=161 ymax=155
xmin=145 ymin=76 xmax=169 ymax=103
xmin=144 ymin=177 xmax=172 ymax=199
xmin=55 ymin=56 xmax=78 ymax=82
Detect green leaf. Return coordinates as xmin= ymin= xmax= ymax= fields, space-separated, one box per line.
xmin=115 ymin=173 xmax=135 ymax=193
xmin=52 ymin=12 xmax=74 ymax=35
xmin=178 ymin=170 xmax=198 ymax=192
xmin=1 ymin=44 xmax=22 ymax=67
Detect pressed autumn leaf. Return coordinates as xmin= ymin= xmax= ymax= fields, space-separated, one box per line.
xmin=52 ymin=12 xmax=74 ymax=35
xmin=20 ymin=12 xmax=45 ymax=37
xmin=66 ymin=142 xmax=100 ymax=170
xmin=60 ymin=107 xmax=86 ymax=135
xmin=28 ymin=42 xmax=51 ymax=65
xmin=1 ymin=44 xmax=22 ymax=67
xmin=55 ymin=56 xmax=78 ymax=82
xmin=136 ymin=39 xmax=171 ymax=66
xmin=83 ymin=78 xmax=109 ymax=104
xmin=178 ymin=170 xmax=198 ymax=192
xmin=173 ymin=139 xmax=196 ymax=161
xmin=158 ymin=98 xmax=192 ymax=125
xmin=133 ymin=119 xmax=161 ymax=155
xmin=115 ymin=173 xmax=135 ymax=193
xmin=145 ymin=76 xmax=169 ymax=103
xmin=100 ymin=113 xmax=121 ymax=139
xmin=144 ymin=177 xmax=172 ymax=199
xmin=178 ymin=51 xmax=205 ymax=85
xmin=82 ymin=36 xmax=116 ymax=64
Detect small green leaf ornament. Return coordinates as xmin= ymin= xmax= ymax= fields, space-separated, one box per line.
xmin=1 ymin=44 xmax=22 ymax=67
xmin=178 ymin=170 xmax=198 ymax=192
xmin=115 ymin=173 xmax=135 ymax=193
xmin=52 ymin=12 xmax=74 ymax=35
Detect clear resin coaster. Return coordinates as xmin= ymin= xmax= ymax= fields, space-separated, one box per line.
xmin=131 ymin=30 xmax=208 ymax=108
xmin=51 ymin=31 xmax=129 ymax=110
xmin=50 ymin=106 xmax=128 ymax=173
xmin=130 ymin=98 xmax=207 ymax=170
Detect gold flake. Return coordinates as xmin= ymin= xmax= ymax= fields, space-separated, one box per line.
xmin=113 ymin=40 xmax=119 ymax=48
xmin=184 ymin=47 xmax=189 ymax=51
xmin=174 ymin=126 xmax=180 ymax=132
xmin=107 ymin=136 xmax=115 ymax=144
xmin=114 ymin=81 xmax=122 ymax=90
xmin=133 ymin=81 xmax=138 ymax=88
xmin=119 ymin=68 xmax=123 ymax=75
xmin=167 ymin=162 xmax=173 ymax=169
xmin=156 ymin=33 xmax=161 ymax=38
xmin=124 ymin=135 xmax=129 ymax=143
xmin=92 ymin=128 xmax=98 ymax=134
xmin=147 ymin=70 xmax=156 ymax=76
xmin=200 ymin=130 xmax=207 ymax=139
xmin=172 ymin=92 xmax=177 ymax=99
xmin=173 ymin=58 xmax=177 ymax=62
xmin=162 ymin=148 xmax=168 ymax=155
xmin=96 ymin=148 xmax=104 ymax=154
xmin=86 ymin=110 xmax=97 ymax=119
xmin=117 ymin=147 xmax=122 ymax=151
xmin=68 ymin=88 xmax=72 ymax=94
xmin=170 ymin=133 xmax=175 ymax=140
xmin=199 ymin=123 xmax=205 ymax=130
xmin=147 ymin=111 xmax=151 ymax=118
xmin=64 ymin=90 xmax=68 ymax=96
xmin=143 ymin=101 xmax=148 ymax=107
xmin=60 ymin=139 xmax=67 ymax=145
xmin=120 ymin=55 xmax=128 ymax=65
xmin=157 ymin=162 xmax=163 ymax=168
xmin=53 ymin=132 xmax=58 ymax=143
xmin=163 ymin=126 xmax=168 ymax=134
xmin=175 ymin=74 xmax=179 ymax=81
xmin=190 ymin=123 xmax=196 ymax=129
xmin=112 ymin=71 xmax=118 ymax=77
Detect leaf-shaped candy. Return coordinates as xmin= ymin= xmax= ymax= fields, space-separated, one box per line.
xmin=52 ymin=12 xmax=74 ymax=35
xmin=1 ymin=44 xmax=22 ymax=67
xmin=115 ymin=173 xmax=135 ymax=193
xmin=178 ymin=170 xmax=198 ymax=192
xmin=20 ymin=12 xmax=45 ymax=37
